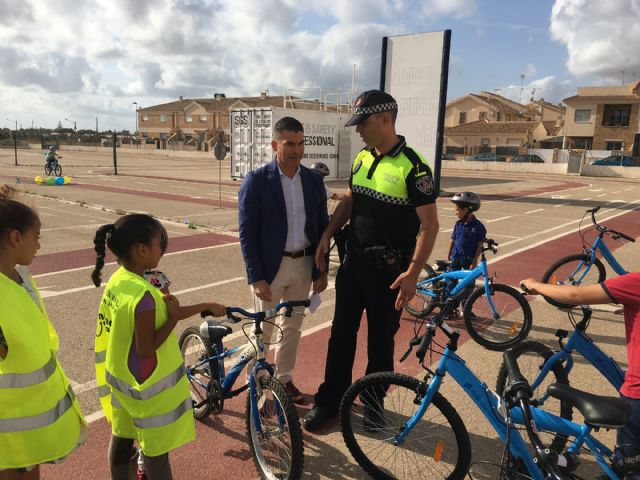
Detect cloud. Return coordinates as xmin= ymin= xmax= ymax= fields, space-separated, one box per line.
xmin=550 ymin=0 xmax=640 ymax=81
xmin=496 ymin=75 xmax=574 ymax=105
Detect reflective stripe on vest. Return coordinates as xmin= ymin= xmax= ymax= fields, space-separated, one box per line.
xmin=0 ymin=388 xmax=73 ymax=433
xmin=0 ymin=354 xmax=56 ymax=389
xmin=105 ymin=364 xmax=185 ymax=401
xmin=95 ymin=350 xmax=106 ymax=363
xmin=111 ymin=394 xmax=192 ymax=429
xmin=97 ymin=385 xmax=110 ymax=398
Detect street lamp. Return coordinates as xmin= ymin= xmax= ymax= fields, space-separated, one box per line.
xmin=6 ymin=118 xmax=18 ymax=166
xmin=132 ymin=102 xmax=138 ymax=136
xmin=64 ymin=118 xmax=76 ymax=132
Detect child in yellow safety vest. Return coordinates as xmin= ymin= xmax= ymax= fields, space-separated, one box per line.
xmin=0 ymin=185 xmax=86 ymax=479
xmin=91 ymin=213 xmax=225 ymax=480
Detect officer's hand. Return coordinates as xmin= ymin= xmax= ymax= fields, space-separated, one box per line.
xmin=253 ymin=281 xmax=273 ymax=302
xmin=315 ymin=234 xmax=330 ymax=272
xmin=390 ymin=271 xmax=419 ymax=311
xmin=312 ymin=272 xmax=328 ymax=295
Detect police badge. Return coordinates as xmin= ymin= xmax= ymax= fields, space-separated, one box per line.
xmin=416 ymin=175 xmax=433 ymax=195
xmin=352 ymin=159 xmax=362 ymax=174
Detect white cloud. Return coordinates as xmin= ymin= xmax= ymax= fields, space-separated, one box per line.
xmin=496 ymin=75 xmax=574 ymax=105
xmin=550 ymin=0 xmax=640 ymax=81
xmin=422 ymin=0 xmax=476 ymax=19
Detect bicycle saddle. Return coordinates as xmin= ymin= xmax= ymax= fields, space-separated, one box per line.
xmin=547 ymin=383 xmax=631 ymax=429
xmin=434 ymin=260 xmax=452 ymax=271
xmin=199 ymin=320 xmax=232 ymax=341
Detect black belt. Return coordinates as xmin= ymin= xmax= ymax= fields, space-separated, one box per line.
xmin=283 ymin=247 xmax=314 ymax=259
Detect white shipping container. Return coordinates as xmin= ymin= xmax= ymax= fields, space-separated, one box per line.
xmin=230 ymin=107 xmax=362 ymax=179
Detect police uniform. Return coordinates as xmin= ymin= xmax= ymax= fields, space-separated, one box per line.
xmin=314 ymin=135 xmax=437 ymax=411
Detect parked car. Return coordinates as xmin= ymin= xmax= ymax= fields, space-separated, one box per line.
xmin=590 ymin=155 xmax=635 ymax=167
xmin=441 ymin=153 xmax=455 ymax=160
xmin=512 ymin=154 xmax=545 ymax=163
xmin=468 ymin=152 xmax=507 ymax=162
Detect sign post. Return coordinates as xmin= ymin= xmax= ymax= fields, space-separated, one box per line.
xmin=213 ymin=141 xmax=226 ymax=209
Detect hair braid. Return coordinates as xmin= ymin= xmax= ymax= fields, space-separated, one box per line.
xmin=91 ymin=224 xmax=115 ymax=287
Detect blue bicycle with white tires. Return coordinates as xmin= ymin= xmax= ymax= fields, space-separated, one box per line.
xmin=179 ymin=300 xmax=309 ymax=480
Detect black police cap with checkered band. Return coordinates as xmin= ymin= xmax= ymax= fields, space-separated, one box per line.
xmin=345 ymin=90 xmax=398 ymax=126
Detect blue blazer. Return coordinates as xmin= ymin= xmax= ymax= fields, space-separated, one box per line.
xmin=238 ymin=159 xmax=329 ymax=285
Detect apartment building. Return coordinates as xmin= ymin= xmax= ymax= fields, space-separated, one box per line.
xmin=563 ymin=81 xmax=640 ymax=153
xmin=444 ymin=119 xmax=549 ymax=154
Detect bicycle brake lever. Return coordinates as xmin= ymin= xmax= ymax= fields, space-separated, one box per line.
xmin=399 ymin=336 xmax=421 ymax=362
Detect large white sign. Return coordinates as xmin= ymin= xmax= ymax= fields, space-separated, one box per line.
xmin=381 ymin=30 xmax=450 ymax=189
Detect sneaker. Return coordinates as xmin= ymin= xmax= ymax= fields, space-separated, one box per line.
xmin=283 ymin=380 xmax=306 ymax=405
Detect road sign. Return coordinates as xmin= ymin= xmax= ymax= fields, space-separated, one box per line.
xmin=213 ymin=142 xmax=226 ymax=161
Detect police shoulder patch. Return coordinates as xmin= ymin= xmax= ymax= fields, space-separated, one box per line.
xmin=415 ymin=175 xmax=434 ymax=195
xmin=352 ymin=159 xmax=363 ymax=174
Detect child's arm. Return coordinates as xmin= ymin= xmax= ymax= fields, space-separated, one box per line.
xmin=172 ymin=301 xmax=226 ymax=321
xmin=134 ymin=299 xmax=178 ymax=357
xmin=447 ymin=239 xmax=454 ymax=260
xmin=470 ymin=241 xmax=483 ymax=268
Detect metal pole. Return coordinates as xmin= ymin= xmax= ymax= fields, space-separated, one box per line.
xmin=112 ymin=133 xmax=118 ymax=175
xmin=13 ymin=128 xmax=18 ymax=166
xmin=218 ymin=156 xmax=222 ymax=209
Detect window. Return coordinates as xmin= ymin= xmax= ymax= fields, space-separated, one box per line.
xmin=185 ymin=115 xmax=193 ymax=123
xmin=602 ymin=104 xmax=630 ymax=126
xmin=605 ymin=140 xmax=623 ymax=151
xmin=458 ymin=112 xmax=467 ymax=124
xmin=507 ymin=138 xmax=521 ymax=146
xmin=142 ymin=114 xmax=149 ymax=121
xmin=574 ymin=109 xmax=591 ymax=122
xmin=160 ymin=114 xmax=167 ymax=122
xmin=496 ymin=112 xmax=503 ymax=121
xmin=199 ymin=115 xmax=207 ymax=122
xmin=479 ymin=112 xmax=486 ymax=120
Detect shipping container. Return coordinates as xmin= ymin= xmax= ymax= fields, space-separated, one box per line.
xmin=230 ymin=107 xmax=361 ymax=179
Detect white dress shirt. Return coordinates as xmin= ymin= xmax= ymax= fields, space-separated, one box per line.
xmin=278 ymin=165 xmax=309 ymax=252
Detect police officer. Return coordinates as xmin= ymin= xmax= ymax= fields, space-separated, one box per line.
xmin=303 ymin=90 xmax=439 ymax=431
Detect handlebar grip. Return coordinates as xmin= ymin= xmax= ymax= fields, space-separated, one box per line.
xmin=503 ymin=350 xmax=532 ymax=400
xmin=201 ymin=310 xmax=213 ymax=318
xmin=587 ymin=206 xmax=600 ymax=214
xmin=520 ymin=283 xmax=531 ymax=294
xmin=415 ymin=334 xmax=432 ymax=362
xmin=286 ymin=299 xmax=311 ymax=308
xmin=620 ymin=232 xmax=636 ymax=242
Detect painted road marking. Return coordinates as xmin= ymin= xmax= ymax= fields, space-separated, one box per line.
xmin=590 ymin=188 xmax=604 ymax=192
xmin=486 ymin=216 xmax=512 ymax=223
xmin=583 ymin=198 xmax=591 ymax=201
xmin=597 ymin=194 xmax=608 ymax=197
xmin=551 ymin=195 xmax=569 ymax=199
xmin=172 ymin=277 xmax=245 ymax=295
xmin=525 ymin=209 xmax=544 ymax=214
xmin=41 ymin=223 xmax=103 ymax=232
xmin=134 ymin=182 xmax=156 ymax=185
xmin=173 ymin=186 xmax=196 ymax=190
xmin=554 ymin=202 xmax=570 ymax=208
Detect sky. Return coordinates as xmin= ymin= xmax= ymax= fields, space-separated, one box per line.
xmin=1 ymin=0 xmax=639 ymax=132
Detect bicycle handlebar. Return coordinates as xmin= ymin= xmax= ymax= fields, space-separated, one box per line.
xmin=587 ymin=207 xmax=636 ymax=243
xmin=201 ymin=299 xmax=311 ymax=323
xmin=482 ymin=238 xmax=499 ymax=254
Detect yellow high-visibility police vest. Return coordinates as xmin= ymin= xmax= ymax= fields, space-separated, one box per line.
xmin=95 ymin=267 xmax=194 ymax=456
xmin=0 ymin=270 xmax=85 ymax=469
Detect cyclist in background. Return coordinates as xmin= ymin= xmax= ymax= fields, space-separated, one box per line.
xmin=45 ymin=146 xmax=61 ymax=170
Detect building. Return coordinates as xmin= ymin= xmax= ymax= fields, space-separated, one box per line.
xmin=445 ymin=91 xmax=532 ymax=127
xmin=137 ymin=93 xmax=346 ymax=151
xmin=562 ymin=81 xmax=640 ymax=153
xmin=444 ymin=120 xmax=549 ymax=155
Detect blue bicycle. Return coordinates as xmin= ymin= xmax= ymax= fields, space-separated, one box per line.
xmin=407 ymin=238 xmax=532 ymax=351
xmin=542 ymin=206 xmax=634 ymax=308
xmin=495 ymin=305 xmax=626 ymax=452
xmin=339 ymin=303 xmax=635 ymax=479
xmin=179 ymin=300 xmax=309 ymax=480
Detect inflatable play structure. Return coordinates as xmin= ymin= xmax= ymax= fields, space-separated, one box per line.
xmin=34 ymin=176 xmax=72 ymax=185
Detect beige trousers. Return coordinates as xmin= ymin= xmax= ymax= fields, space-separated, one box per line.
xmin=251 ymin=255 xmax=313 ymax=384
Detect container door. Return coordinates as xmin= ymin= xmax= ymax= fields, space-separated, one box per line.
xmin=230 ymin=110 xmax=252 ymax=178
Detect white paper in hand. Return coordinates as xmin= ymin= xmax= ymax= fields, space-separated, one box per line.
xmin=308 ymin=293 xmax=322 ymax=314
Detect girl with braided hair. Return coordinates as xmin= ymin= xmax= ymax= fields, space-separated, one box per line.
xmin=91 ymin=214 xmax=225 ymax=479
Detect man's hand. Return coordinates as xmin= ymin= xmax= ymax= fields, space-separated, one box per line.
xmin=390 ymin=270 xmax=420 ymax=311
xmin=253 ymin=280 xmax=273 ymax=302
xmin=315 ymin=234 xmax=330 ymax=271
xmin=312 ymin=272 xmax=328 ymax=295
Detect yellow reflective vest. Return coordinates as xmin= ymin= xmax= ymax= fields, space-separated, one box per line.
xmin=0 ymin=270 xmax=85 ymax=469
xmin=95 ymin=267 xmax=194 ymax=456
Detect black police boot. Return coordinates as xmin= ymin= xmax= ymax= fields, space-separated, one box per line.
xmin=303 ymin=405 xmax=337 ymax=432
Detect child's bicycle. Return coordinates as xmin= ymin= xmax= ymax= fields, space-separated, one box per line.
xmin=44 ymin=157 xmax=62 ymax=176
xmin=406 ymin=238 xmax=532 ymax=351
xmin=541 ymin=206 xmax=634 ymax=308
xmin=495 ymin=303 xmax=626 ymax=453
xmin=339 ymin=300 xmax=636 ymax=479
xmin=179 ymin=300 xmax=309 ymax=480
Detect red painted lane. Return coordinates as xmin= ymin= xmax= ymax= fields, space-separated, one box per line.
xmin=31 ymin=232 xmax=237 ymax=275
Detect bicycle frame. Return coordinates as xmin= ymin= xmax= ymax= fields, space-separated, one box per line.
xmin=395 ymin=331 xmax=620 ymax=479
xmin=590 ymin=235 xmax=628 ymax=276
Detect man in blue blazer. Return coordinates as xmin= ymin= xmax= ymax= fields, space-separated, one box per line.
xmin=238 ymin=116 xmax=329 ymax=403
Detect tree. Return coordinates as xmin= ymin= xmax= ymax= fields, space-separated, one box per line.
xmin=56 ymin=121 xmax=63 ymax=131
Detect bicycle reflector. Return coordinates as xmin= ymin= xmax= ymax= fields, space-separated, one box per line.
xmin=434 ymin=439 xmax=445 ymax=462
xmin=509 ymin=323 xmax=519 ymax=337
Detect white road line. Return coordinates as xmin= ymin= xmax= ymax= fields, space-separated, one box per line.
xmin=134 ymin=182 xmax=156 ymax=185
xmin=41 ymin=223 xmax=103 ymax=232
xmin=173 ymin=186 xmax=196 ymax=190
xmin=612 ymin=191 xmax=621 ymax=194
xmin=440 ymin=228 xmax=453 ymax=233
xmin=551 ymin=195 xmax=569 ymax=199
xmin=33 ymin=241 xmax=239 ymax=279
xmin=525 ymin=209 xmax=544 ymax=214
xmin=554 ymin=202 xmax=570 ymax=208
xmin=597 ymin=194 xmax=608 ymax=197
xmin=486 ymin=216 xmax=511 ymax=223
xmin=589 ymin=188 xmax=604 ymax=192
xmin=40 ymin=284 xmax=101 ymax=298
xmin=583 ymin=198 xmax=591 ymax=201
xmin=172 ymin=277 xmax=245 ymax=295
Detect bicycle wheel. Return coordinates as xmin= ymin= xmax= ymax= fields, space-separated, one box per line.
xmin=53 ymin=164 xmax=62 ymax=176
xmin=340 ymin=371 xmax=471 ymax=480
xmin=246 ymin=375 xmax=304 ymax=480
xmin=44 ymin=164 xmax=52 ymax=176
xmin=463 ymin=283 xmax=532 ymax=351
xmin=495 ymin=341 xmax=572 ymax=453
xmin=541 ymin=254 xmax=606 ymax=308
xmin=405 ymin=264 xmax=439 ymax=317
xmin=179 ymin=327 xmax=212 ymax=419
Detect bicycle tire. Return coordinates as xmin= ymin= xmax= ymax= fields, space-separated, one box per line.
xmin=463 ymin=283 xmax=532 ymax=351
xmin=405 ymin=263 xmax=439 ymax=317
xmin=44 ymin=164 xmax=52 ymax=176
xmin=53 ymin=164 xmax=62 ymax=176
xmin=541 ymin=254 xmax=606 ymax=308
xmin=495 ymin=341 xmax=572 ymax=453
xmin=178 ymin=327 xmax=213 ymax=419
xmin=340 ymin=371 xmax=471 ymax=480
xmin=246 ymin=375 xmax=304 ymax=480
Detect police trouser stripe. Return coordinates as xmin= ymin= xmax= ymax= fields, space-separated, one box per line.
xmin=105 ymin=364 xmax=186 ymax=401
xmin=111 ymin=395 xmax=192 ymax=430
xmin=0 ymin=354 xmax=57 ymax=389
xmin=0 ymin=390 xmax=73 ymax=433
xmin=95 ymin=350 xmax=106 ymax=363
